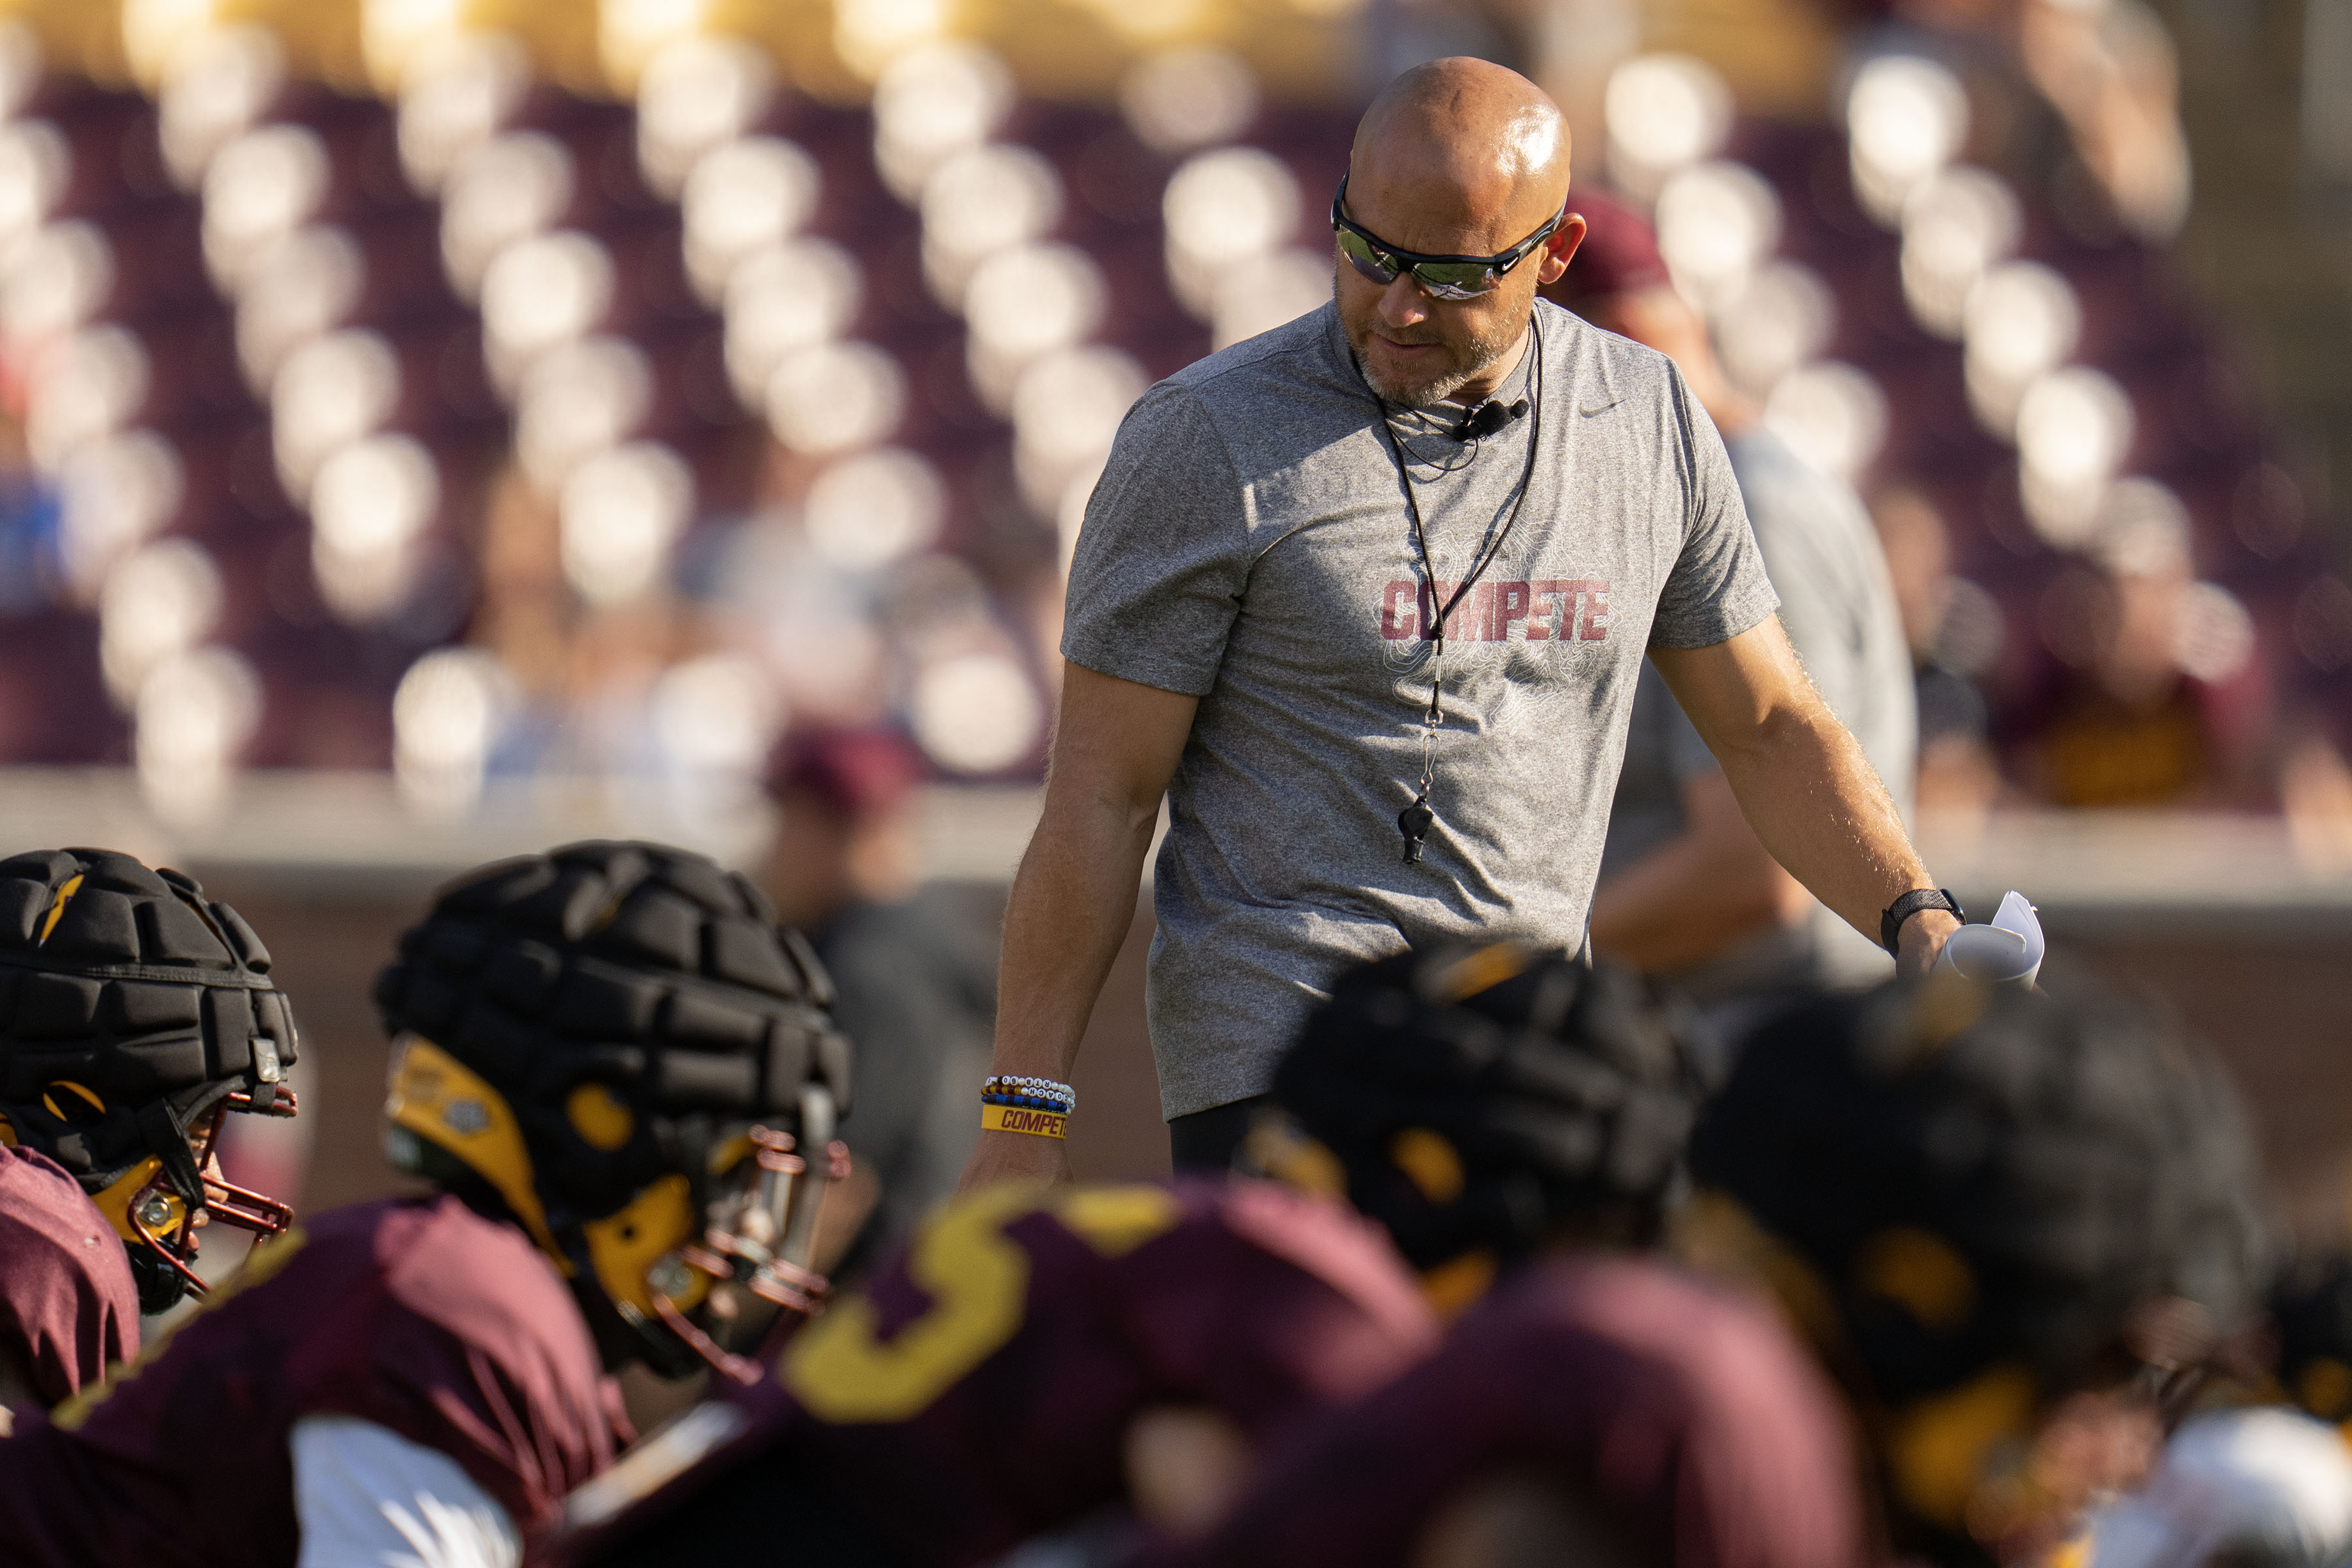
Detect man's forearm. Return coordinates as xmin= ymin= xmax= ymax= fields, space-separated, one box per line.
xmin=991 ymin=789 xmax=1159 ymax=1083
xmin=1714 ymin=697 xmax=1930 ymax=947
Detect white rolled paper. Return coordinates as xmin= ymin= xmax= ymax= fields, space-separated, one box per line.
xmin=1935 ymin=889 xmax=2044 ymax=988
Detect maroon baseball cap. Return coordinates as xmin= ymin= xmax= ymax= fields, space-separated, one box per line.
xmin=764 ymin=727 xmax=923 ymax=819
xmin=0 ymin=1143 xmax=137 ymax=1407
xmin=1549 ymin=188 xmax=1672 ymax=306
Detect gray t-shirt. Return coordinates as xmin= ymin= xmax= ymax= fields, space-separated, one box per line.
xmin=1600 ymin=426 xmax=1918 ymax=996
xmin=1062 ymin=301 xmax=1778 ymax=1117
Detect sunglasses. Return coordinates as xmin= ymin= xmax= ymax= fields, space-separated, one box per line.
xmin=1330 ymin=173 xmax=1567 ymax=301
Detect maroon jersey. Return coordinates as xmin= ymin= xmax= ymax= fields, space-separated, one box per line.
xmin=547 ymin=1178 xmax=1438 ymax=1567
xmin=1129 ymin=1255 xmax=1863 ymax=1568
xmin=0 ymin=1194 xmax=630 ymax=1567
xmin=0 ymin=1145 xmax=136 ymax=1408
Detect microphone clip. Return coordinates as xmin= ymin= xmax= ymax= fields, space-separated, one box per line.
xmin=1454 ymin=397 xmax=1529 ymax=443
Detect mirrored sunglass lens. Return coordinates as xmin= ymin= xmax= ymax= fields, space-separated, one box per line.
xmin=1413 ymin=263 xmax=1496 ymax=299
xmin=1337 ymin=230 xmax=1398 ymax=282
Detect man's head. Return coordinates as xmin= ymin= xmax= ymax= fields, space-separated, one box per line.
xmin=0 ymin=849 xmax=301 ymax=1315
xmin=1266 ymin=944 xmax=1699 ymax=1313
xmin=374 ymin=840 xmax=855 ymax=1379
xmin=1337 ymin=59 xmax=1584 ymax=406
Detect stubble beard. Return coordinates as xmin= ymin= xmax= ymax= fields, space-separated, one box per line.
xmin=1341 ymin=265 xmax=1525 ymax=407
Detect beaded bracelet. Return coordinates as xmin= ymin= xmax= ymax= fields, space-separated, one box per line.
xmin=983 ymin=1092 xmax=1074 ymax=1113
xmin=984 ymin=1075 xmax=1077 ymax=1115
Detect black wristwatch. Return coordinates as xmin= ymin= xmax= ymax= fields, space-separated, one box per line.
xmin=1880 ymin=889 xmax=1964 ymax=955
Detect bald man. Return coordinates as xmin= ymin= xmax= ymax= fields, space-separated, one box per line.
xmin=964 ymin=60 xmax=1960 ymax=1187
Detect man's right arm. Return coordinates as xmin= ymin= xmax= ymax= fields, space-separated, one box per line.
xmin=956 ymin=664 xmax=1199 ymax=1190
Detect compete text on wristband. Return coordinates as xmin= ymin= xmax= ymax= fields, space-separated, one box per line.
xmin=983 ymin=1103 xmax=1069 ymax=1139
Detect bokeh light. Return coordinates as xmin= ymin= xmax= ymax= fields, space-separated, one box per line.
xmin=682 ymin=136 xmax=819 ymax=304
xmin=635 ymin=34 xmax=774 ymax=197
xmin=722 ymin=238 xmax=865 ymax=408
xmin=201 ymin=122 xmax=331 ymax=291
xmin=439 ymin=131 xmax=574 ymax=301
xmin=1846 ymin=54 xmax=1969 ymax=227
xmin=920 ymin=142 xmax=1064 ymax=309
xmin=1120 ymin=46 xmax=1260 ymax=154
xmin=515 ymin=335 xmax=653 ymax=491
xmin=558 ymin=440 xmax=694 ymax=606
xmin=804 ymin=447 xmax=946 ymax=572
xmin=310 ymin=433 xmax=442 ymax=623
xmin=964 ymin=242 xmax=1107 ymax=413
xmin=395 ymin=31 xmax=531 ymax=196
xmin=56 ymin=430 xmax=182 ymax=602
xmin=1763 ymin=361 xmax=1888 ymax=482
xmin=135 ymin=646 xmax=260 ymax=824
xmin=911 ymin=650 xmax=1043 ymax=775
xmin=872 ymin=41 xmax=1013 ymax=204
xmin=1654 ymin=159 xmax=1782 ymax=310
xmin=1603 ymin=54 xmax=1732 ymax=201
xmin=271 ymin=329 xmax=400 ymax=502
xmin=1164 ymin=146 xmax=1299 ymax=319
xmin=1964 ymin=261 xmax=2083 ymax=436
xmin=394 ymin=645 xmax=510 ymax=818
xmin=157 ymin=25 xmax=286 ymax=190
xmin=765 ymin=340 xmax=907 ymax=457
xmin=2017 ymin=366 xmax=2135 ymax=541
xmin=28 ymin=325 xmax=150 ymax=475
xmin=101 ymin=537 xmax=221 ymax=707
xmin=1901 ymin=166 xmax=2021 ymax=340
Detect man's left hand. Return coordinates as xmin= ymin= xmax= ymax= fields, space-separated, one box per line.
xmin=1895 ymin=909 xmax=1960 ymax=978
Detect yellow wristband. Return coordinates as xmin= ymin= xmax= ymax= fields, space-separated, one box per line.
xmin=982 ymin=1102 xmax=1068 ymax=1139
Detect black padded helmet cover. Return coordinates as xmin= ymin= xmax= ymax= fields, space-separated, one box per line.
xmin=373 ymin=840 xmax=851 ymax=1230
xmin=1688 ymin=972 xmax=2270 ymax=1405
xmin=1275 ymin=945 xmax=1699 ymax=1271
xmin=0 ymin=848 xmax=296 ymax=1190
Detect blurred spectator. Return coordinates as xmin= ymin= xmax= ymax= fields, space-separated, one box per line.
xmin=1847 ymin=0 xmax=2191 ymax=244
xmin=1554 ymin=192 xmax=1916 ymax=1000
xmin=2006 ymin=504 xmax=2272 ymax=808
xmin=0 ymin=414 xmax=52 ymax=617
xmin=760 ymin=727 xmax=994 ymax=1267
xmin=1870 ymin=483 xmax=2004 ymax=819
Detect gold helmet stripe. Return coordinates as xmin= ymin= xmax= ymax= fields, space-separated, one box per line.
xmin=384 ymin=1033 xmax=565 ymax=1265
xmin=36 ymin=874 xmax=82 ymax=945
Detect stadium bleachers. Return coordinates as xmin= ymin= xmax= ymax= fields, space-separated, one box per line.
xmin=0 ymin=6 xmax=2338 ymax=821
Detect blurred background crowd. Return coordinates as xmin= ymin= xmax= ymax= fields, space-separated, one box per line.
xmin=0 ymin=0 xmax=2339 ymax=831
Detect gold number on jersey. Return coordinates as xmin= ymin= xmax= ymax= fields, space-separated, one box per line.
xmin=779 ymin=1182 xmax=1181 ymax=1424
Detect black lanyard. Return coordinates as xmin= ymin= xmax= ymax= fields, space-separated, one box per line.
xmin=1371 ymin=317 xmax=1545 ymax=864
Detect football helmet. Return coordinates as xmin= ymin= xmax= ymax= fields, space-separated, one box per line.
xmin=1687 ymin=971 xmax=2269 ymax=1554
xmin=1267 ymin=943 xmax=1699 ymax=1313
xmin=373 ymin=840 xmax=854 ymax=1380
xmin=0 ymin=849 xmax=301 ymax=1315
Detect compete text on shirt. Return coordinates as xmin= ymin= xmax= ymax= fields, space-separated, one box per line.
xmin=1379 ymin=579 xmax=1612 ymax=643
